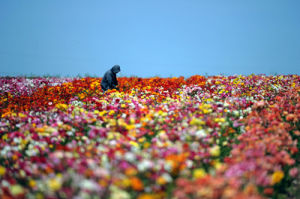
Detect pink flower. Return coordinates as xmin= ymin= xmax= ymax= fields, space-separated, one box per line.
xmin=289 ymin=168 xmax=298 ymax=178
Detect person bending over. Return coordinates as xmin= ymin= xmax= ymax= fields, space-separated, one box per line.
xmin=101 ymin=65 xmax=121 ymax=92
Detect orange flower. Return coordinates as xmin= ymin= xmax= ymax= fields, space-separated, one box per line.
xmin=125 ymin=167 xmax=137 ymax=176
xmin=137 ymin=193 xmax=162 ymax=199
xmin=130 ymin=177 xmax=144 ymax=191
xmin=166 ymin=153 xmax=188 ymax=173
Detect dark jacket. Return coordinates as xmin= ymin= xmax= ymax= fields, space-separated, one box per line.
xmin=101 ymin=65 xmax=121 ymax=92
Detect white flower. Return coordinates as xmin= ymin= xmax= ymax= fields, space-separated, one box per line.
xmin=137 ymin=159 xmax=153 ymax=172
xmin=161 ymin=173 xmax=173 ymax=182
xmin=80 ymin=180 xmax=99 ymax=191
xmin=124 ymin=152 xmax=136 ymax=162
xmin=195 ymin=129 xmax=206 ymax=138
xmin=109 ymin=185 xmax=130 ymax=199
xmin=145 ymin=186 xmax=152 ymax=192
xmin=186 ymin=160 xmax=193 ymax=168
xmin=190 ymin=142 xmax=199 ymax=151
xmin=13 ymin=137 xmax=21 ymax=143
xmin=1 ymin=180 xmax=10 ymax=187
xmin=233 ymin=110 xmax=239 ymax=117
xmin=164 ymin=161 xmax=173 ymax=171
xmin=109 ymin=140 xmax=116 ymax=146
xmin=66 ymin=131 xmax=74 ymax=136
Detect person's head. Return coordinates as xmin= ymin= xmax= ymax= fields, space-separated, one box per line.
xmin=111 ymin=65 xmax=121 ymax=74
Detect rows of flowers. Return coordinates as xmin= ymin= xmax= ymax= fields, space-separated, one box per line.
xmin=0 ymin=75 xmax=299 ymax=199
xmin=0 ymin=77 xmax=76 ymax=116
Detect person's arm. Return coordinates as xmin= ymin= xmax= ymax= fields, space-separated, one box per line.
xmin=112 ymin=74 xmax=118 ymax=89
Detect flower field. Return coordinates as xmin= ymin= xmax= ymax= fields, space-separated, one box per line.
xmin=0 ymin=75 xmax=300 ymax=199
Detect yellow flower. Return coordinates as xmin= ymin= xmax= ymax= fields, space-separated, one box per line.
xmin=107 ymin=132 xmax=115 ymax=140
xmin=36 ymin=193 xmax=44 ymax=199
xmin=190 ymin=118 xmax=205 ymax=126
xmin=157 ymin=110 xmax=167 ymax=117
xmin=214 ymin=117 xmax=225 ymax=123
xmin=55 ymin=103 xmax=68 ymax=111
xmin=212 ymin=160 xmax=222 ymax=170
xmin=29 ymin=179 xmax=36 ymax=188
xmin=109 ymin=110 xmax=115 ymax=115
xmin=11 ymin=112 xmax=17 ymax=117
xmin=130 ymin=118 xmax=135 ymax=124
xmin=47 ymin=175 xmax=62 ymax=191
xmin=117 ymin=118 xmax=126 ymax=126
xmin=18 ymin=113 xmax=27 ymax=118
xmin=99 ymin=110 xmax=107 ymax=117
xmin=0 ymin=166 xmax=6 ymax=176
xmin=193 ymin=168 xmax=206 ymax=179
xmin=271 ymin=170 xmax=284 ymax=185
xmin=199 ymin=103 xmax=212 ymax=114
xmin=143 ymin=142 xmax=151 ymax=149
xmin=90 ymin=81 xmax=100 ymax=89
xmin=108 ymin=119 xmax=117 ymax=126
xmin=110 ymin=185 xmax=131 ymax=199
xmin=209 ymin=145 xmax=220 ymax=157
xmin=291 ymin=82 xmax=295 ymax=88
xmin=2 ymin=134 xmax=8 ymax=141
xmin=138 ymin=137 xmax=146 ymax=143
xmin=129 ymin=141 xmax=139 ymax=148
xmin=21 ymin=139 xmax=28 ymax=146
xmin=121 ymin=178 xmax=131 ymax=188
xmin=125 ymin=124 xmax=135 ymax=130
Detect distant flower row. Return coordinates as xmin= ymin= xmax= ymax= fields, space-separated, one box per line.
xmin=0 ymin=75 xmax=299 ymax=199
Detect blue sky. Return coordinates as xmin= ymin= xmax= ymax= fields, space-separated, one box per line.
xmin=0 ymin=0 xmax=299 ymax=77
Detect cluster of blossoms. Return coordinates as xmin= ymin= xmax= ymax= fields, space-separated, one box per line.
xmin=0 ymin=77 xmax=76 ymax=116
xmin=0 ymin=75 xmax=299 ymax=199
xmin=0 ymin=77 xmax=76 ymax=96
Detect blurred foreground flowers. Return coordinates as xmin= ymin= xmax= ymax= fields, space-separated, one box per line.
xmin=0 ymin=75 xmax=300 ymax=199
